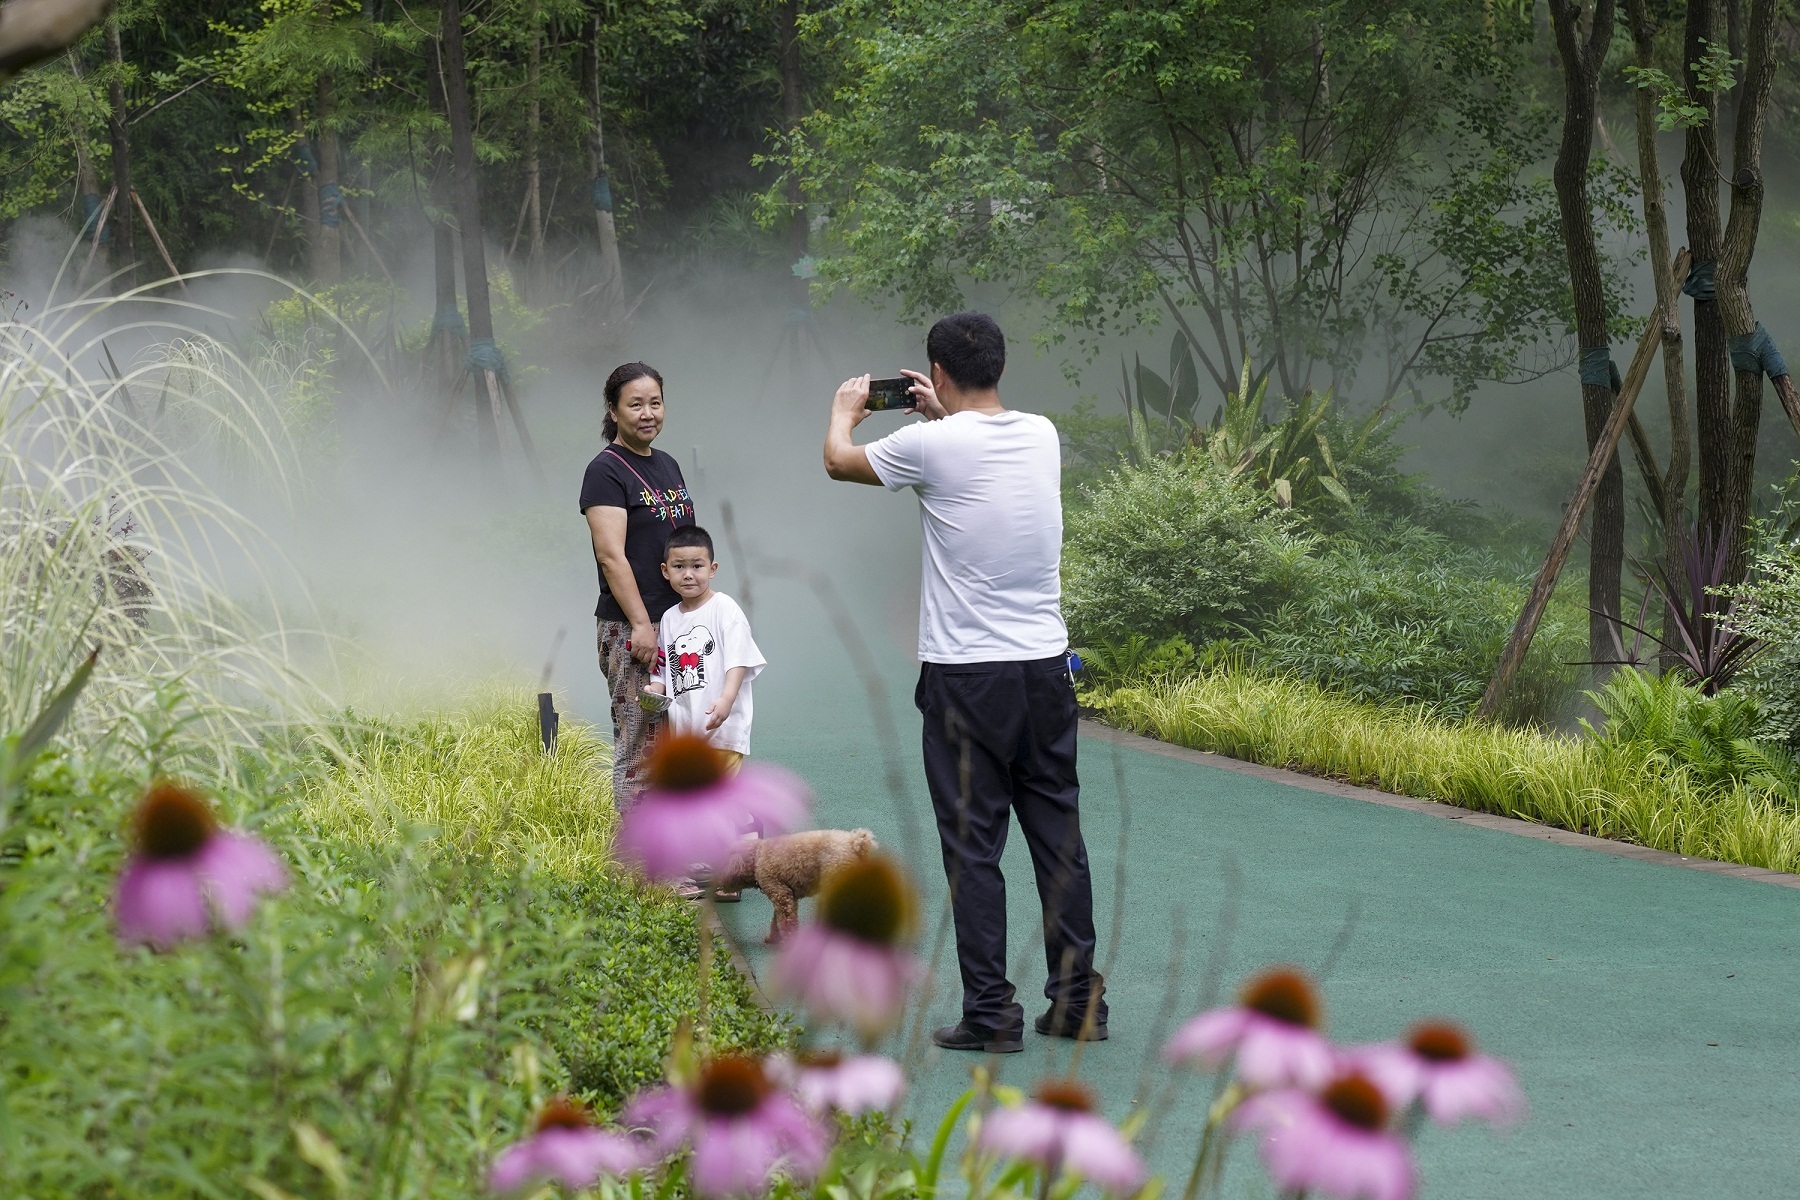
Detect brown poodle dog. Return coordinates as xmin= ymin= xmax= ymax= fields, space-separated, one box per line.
xmin=716 ymin=828 xmax=877 ymax=943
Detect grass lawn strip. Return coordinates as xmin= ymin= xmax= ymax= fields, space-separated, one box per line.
xmin=1091 ymin=668 xmax=1800 ymax=876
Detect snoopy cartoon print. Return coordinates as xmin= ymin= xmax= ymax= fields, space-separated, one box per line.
xmin=671 ymin=626 xmax=714 ymax=697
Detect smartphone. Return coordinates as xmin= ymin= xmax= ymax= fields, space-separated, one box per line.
xmin=865 ymin=376 xmax=917 ymax=412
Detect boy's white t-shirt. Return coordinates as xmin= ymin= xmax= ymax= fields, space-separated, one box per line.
xmin=863 ymin=409 xmax=1069 ymax=663
xmin=657 ymin=592 xmax=765 ymax=754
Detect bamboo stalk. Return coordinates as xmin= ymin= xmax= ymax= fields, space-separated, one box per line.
xmin=1476 ymin=247 xmax=1692 ymax=722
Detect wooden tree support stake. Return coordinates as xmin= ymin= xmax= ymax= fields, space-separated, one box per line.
xmin=129 ymin=189 xmax=187 ymax=292
xmin=1775 ymin=373 xmax=1800 ymax=442
xmin=1476 ymin=248 xmax=1692 ymax=722
xmin=340 ymin=201 xmax=395 ymax=286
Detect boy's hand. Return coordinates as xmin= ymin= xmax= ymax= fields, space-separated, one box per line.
xmin=705 ymin=696 xmax=734 ymax=731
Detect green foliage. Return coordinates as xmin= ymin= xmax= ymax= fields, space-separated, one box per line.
xmin=1074 ymin=633 xmax=1201 ymax=689
xmin=1253 ymin=534 xmax=1584 ymax=724
xmin=1582 ymin=668 xmax=1799 ymax=796
xmin=1091 ymin=665 xmax=1800 ymax=875
xmin=795 ymin=0 xmax=1583 ymax=407
xmin=0 ymin=701 xmax=785 ymax=1196
xmin=1730 ymin=496 xmax=1800 ymax=750
xmin=1061 ymin=453 xmax=1312 ymax=647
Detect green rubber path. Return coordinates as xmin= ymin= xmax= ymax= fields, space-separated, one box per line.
xmin=704 ymin=665 xmax=1800 ymax=1199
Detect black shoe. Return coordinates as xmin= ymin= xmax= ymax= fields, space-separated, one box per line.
xmin=1035 ymin=1009 xmax=1109 ymax=1041
xmin=932 ymin=1021 xmax=1024 ymax=1054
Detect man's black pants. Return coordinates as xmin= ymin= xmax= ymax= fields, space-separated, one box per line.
xmin=916 ymin=656 xmax=1106 ymax=1037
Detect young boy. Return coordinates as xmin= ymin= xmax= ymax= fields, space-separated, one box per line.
xmin=649 ymin=525 xmax=765 ymax=767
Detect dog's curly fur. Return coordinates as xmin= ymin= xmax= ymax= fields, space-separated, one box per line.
xmin=717 ymin=828 xmax=877 ymax=943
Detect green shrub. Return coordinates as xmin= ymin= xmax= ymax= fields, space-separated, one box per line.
xmin=1251 ymin=531 xmax=1585 ymax=724
xmin=1061 ymin=453 xmax=1311 ymax=646
xmin=1731 ymin=514 xmax=1800 ymax=750
xmin=1582 ymin=667 xmax=1800 ymax=795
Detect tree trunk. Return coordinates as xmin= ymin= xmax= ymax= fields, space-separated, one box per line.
xmin=777 ymin=0 xmax=806 ymax=276
xmin=582 ymin=14 xmax=625 ymax=326
xmin=312 ymin=75 xmax=342 ymax=286
xmin=442 ymin=0 xmax=501 ymax=451
xmin=1626 ymin=0 xmax=1691 ymax=664
xmin=1548 ymin=0 xmax=1623 ymax=669
xmin=524 ymin=4 xmax=544 ymax=300
xmin=1683 ymin=0 xmax=1732 ymax=543
xmin=425 ymin=36 xmax=463 ymax=389
xmin=1714 ymin=0 xmax=1781 ymax=582
xmin=103 ymin=18 xmax=134 ymax=288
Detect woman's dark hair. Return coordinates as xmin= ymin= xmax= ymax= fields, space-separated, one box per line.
xmin=926 ymin=311 xmax=1006 ymax=390
xmin=602 ymin=362 xmax=664 ymax=441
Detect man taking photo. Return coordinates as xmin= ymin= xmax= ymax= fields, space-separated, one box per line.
xmin=823 ymin=311 xmax=1107 ymax=1053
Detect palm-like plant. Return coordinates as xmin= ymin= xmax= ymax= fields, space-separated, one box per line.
xmin=1597 ymin=526 xmax=1765 ymax=694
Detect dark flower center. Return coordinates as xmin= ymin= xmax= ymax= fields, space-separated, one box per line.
xmin=698 ymin=1055 xmax=770 ymax=1117
xmin=796 ymin=1049 xmax=843 ymax=1070
xmin=535 ymin=1096 xmax=592 ymax=1131
xmin=1408 ymin=1021 xmax=1471 ymax=1063
xmin=1239 ymin=967 xmax=1320 ymax=1029
xmin=1032 ymin=1078 xmax=1094 ymax=1113
xmin=646 ymin=734 xmax=728 ymax=793
xmin=817 ymin=855 xmax=915 ymax=946
xmin=1321 ymin=1074 xmax=1389 ymax=1132
xmin=133 ymin=780 xmax=217 ymax=860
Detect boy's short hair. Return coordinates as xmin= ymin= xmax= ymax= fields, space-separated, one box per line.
xmin=665 ymin=524 xmax=715 ymax=561
xmin=926 ymin=311 xmax=1006 ymax=390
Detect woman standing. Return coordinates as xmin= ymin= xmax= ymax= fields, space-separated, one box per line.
xmin=580 ymin=363 xmax=695 ymax=808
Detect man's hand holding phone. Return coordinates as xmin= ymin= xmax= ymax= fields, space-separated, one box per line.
xmin=899 ymin=368 xmax=946 ymax=420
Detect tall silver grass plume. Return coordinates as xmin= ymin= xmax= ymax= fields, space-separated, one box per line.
xmin=0 ymin=269 xmax=341 ymax=785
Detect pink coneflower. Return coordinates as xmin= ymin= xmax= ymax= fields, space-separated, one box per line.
xmin=1164 ymin=967 xmax=1334 ymax=1090
xmin=113 ymin=780 xmax=289 ymax=949
xmin=770 ymin=1049 xmax=906 ymax=1115
xmin=1233 ymin=1072 xmax=1416 ymax=1200
xmin=625 ymin=1054 xmax=829 ymax=1197
xmin=615 ymin=735 xmax=809 ymax=882
xmin=489 ymin=1096 xmax=642 ymax=1193
xmin=768 ymin=853 xmax=918 ymax=1039
xmin=977 ymin=1078 xmax=1147 ymax=1195
xmin=1347 ymin=1021 xmax=1525 ymax=1129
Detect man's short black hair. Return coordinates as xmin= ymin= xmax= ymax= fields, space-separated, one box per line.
xmin=926 ymin=311 xmax=1006 ymax=390
xmin=665 ymin=524 xmax=714 ymax=561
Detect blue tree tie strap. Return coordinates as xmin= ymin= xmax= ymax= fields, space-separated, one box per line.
xmin=466 ymin=337 xmax=510 ymax=383
xmin=79 ymin=192 xmax=112 ymax=246
xmin=1682 ymin=260 xmax=1716 ymax=302
xmin=429 ymin=303 xmax=466 ymax=339
xmin=591 ymin=175 xmax=613 ymax=213
xmin=318 ymin=181 xmax=343 ymax=228
xmin=1578 ymin=346 xmax=1618 ymax=391
xmin=1728 ymin=322 xmax=1789 ymax=379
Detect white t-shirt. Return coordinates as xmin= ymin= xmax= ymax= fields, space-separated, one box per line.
xmin=865 ymin=409 xmax=1069 ymax=664
xmin=657 ymin=592 xmax=766 ymax=754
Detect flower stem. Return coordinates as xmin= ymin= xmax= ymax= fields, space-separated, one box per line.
xmin=697 ymin=892 xmax=716 ymax=1049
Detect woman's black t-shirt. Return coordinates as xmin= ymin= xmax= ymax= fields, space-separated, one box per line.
xmin=578 ymin=445 xmax=695 ymax=622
